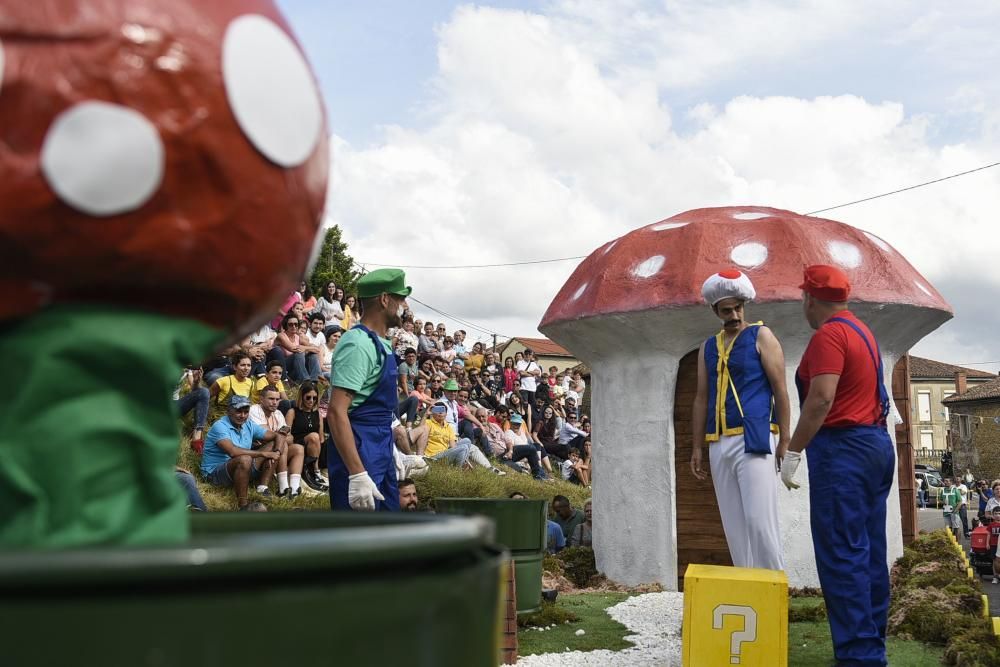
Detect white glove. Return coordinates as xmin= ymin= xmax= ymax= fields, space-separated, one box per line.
xmin=348 ymin=471 xmax=384 ymax=511
xmin=781 ymin=451 xmax=802 ymax=490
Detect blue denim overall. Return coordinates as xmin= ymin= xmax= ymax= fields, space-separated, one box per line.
xmin=328 ymin=324 xmax=399 ymax=511
xmin=797 ymin=316 xmax=894 ymax=667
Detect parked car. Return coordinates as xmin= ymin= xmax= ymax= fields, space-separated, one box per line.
xmin=915 ymin=463 xmax=941 ymax=475
xmin=916 ymin=471 xmax=945 ymax=506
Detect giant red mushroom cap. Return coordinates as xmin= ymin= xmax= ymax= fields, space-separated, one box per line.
xmin=541 ymin=206 xmax=951 ymax=329
xmin=0 ymin=0 xmax=328 ymax=336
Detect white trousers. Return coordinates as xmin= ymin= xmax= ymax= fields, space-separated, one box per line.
xmin=709 ymin=433 xmax=784 ymax=570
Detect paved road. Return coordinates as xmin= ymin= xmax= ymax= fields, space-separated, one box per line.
xmin=916 ymin=507 xmax=1000 ymax=616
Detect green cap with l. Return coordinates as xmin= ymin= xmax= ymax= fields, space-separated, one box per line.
xmin=356 ymin=268 xmax=412 ymax=299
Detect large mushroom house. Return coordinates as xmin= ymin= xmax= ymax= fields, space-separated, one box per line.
xmin=539 ymin=206 xmax=953 ymax=588
xmin=0 ymin=0 xmax=328 ymax=547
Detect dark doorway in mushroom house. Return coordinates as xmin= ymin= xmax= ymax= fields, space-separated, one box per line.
xmin=673 ymin=348 xmax=732 ymax=590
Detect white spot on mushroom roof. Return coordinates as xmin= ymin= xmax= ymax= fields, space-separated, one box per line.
xmin=650 ymin=221 xmax=688 ymax=231
xmin=631 ymin=255 xmax=665 ymax=279
xmin=223 ymin=15 xmax=323 ymax=167
xmin=602 ymin=240 xmax=618 ymax=255
xmin=730 ymin=242 xmax=768 ymax=268
xmin=571 ymin=282 xmax=588 ymax=301
xmin=41 ymin=101 xmax=164 ymax=216
xmin=732 ymin=212 xmax=770 ymax=220
xmin=827 ymin=240 xmax=862 ymax=269
xmin=863 ymin=231 xmax=891 ymax=252
xmin=914 ymin=281 xmax=933 ymax=297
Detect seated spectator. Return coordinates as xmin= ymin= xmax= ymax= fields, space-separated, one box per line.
xmin=465 ymin=342 xmax=486 ymax=372
xmin=208 ymin=351 xmax=254 ymax=423
xmin=569 ymin=500 xmax=593 ymax=547
xmin=298 ymin=280 xmax=316 ymax=312
xmin=418 ymin=322 xmax=442 ymax=363
xmin=398 ymin=347 xmax=420 ymax=396
xmin=200 ymin=395 xmax=284 ymax=510
xmin=340 ymin=294 xmax=360 ymax=329
xmin=559 ymin=418 xmax=589 ymax=455
xmin=175 ymin=365 xmax=209 ymax=453
xmin=249 ymin=384 xmax=304 ymax=497
xmin=533 ymin=405 xmax=565 ymax=459
xmin=501 ymin=411 xmax=548 ymax=480
xmin=433 ymin=357 xmax=450 ymax=379
xmin=440 ymin=336 xmax=457 ymax=364
xmin=507 ymin=391 xmax=534 ymax=433
xmin=246 ymin=321 xmax=279 ymax=376
xmin=286 ymin=381 xmax=328 ymax=493
xmin=564 ymin=395 xmax=580 ymax=421
xmin=429 ymin=376 xmax=444 ymax=399
xmin=315 ymin=281 xmax=345 ymax=327
xmin=561 ymin=450 xmax=590 ymax=486
xmin=469 ymin=368 xmax=498 ymax=409
xmin=302 ymin=312 xmax=327 ymax=359
xmin=176 ymin=466 xmax=207 ymax=511
xmin=423 ymin=402 xmax=505 ymax=474
xmin=570 ymin=371 xmax=586 ymax=403
xmin=399 ymin=478 xmax=420 ymax=511
xmin=273 ymin=312 xmax=321 ymax=383
xmin=552 ymin=495 xmax=585 ymax=541
xmin=251 ymin=360 xmax=290 ymax=404
xmin=455 ymin=386 xmax=490 ymax=454
xmin=393 ymin=320 xmax=419 ymax=358
xmin=320 ymin=325 xmax=343 ymax=377
xmin=484 ymin=352 xmax=500 ymax=375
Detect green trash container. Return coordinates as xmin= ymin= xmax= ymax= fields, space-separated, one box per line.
xmin=0 ymin=512 xmax=506 ymax=667
xmin=436 ymin=498 xmax=547 ymax=614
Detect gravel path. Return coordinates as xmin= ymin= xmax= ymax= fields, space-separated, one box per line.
xmin=509 ymin=592 xmax=685 ymax=666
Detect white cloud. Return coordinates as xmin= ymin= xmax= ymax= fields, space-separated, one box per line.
xmin=326 ymin=2 xmax=1000 ymax=363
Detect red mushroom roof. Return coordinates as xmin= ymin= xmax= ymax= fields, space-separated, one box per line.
xmin=540 ymin=206 xmax=952 ymax=328
xmin=0 ymin=0 xmax=328 ymax=335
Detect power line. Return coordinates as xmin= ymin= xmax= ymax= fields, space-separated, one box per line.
xmin=357 ymin=159 xmax=1000 ymax=270
xmin=804 ymin=161 xmax=1000 ymax=215
xmin=356 ymin=256 xmax=587 ymax=269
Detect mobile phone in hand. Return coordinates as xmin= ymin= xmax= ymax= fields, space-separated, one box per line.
xmin=278 ymin=425 xmax=290 ymax=435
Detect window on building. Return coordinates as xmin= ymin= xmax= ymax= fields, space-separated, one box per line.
xmin=943 ymin=391 xmax=954 ymax=421
xmin=919 ymin=429 xmax=934 ymax=449
xmin=958 ymin=414 xmax=972 ymax=439
xmin=917 ymin=391 xmax=931 ymax=422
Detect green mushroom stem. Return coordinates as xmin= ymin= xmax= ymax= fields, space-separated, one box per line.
xmin=0 ymin=305 xmax=223 ymax=548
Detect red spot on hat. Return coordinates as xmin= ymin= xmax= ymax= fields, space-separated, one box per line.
xmin=718 ymin=269 xmax=742 ymax=279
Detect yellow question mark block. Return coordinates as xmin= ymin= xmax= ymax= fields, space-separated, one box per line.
xmin=682 ymin=564 xmax=787 ymax=667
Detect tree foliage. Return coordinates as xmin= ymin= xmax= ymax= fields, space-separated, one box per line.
xmin=308 ymin=225 xmax=358 ymax=295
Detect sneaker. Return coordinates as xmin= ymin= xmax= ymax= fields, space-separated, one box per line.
xmin=491 ymin=467 xmax=507 ymax=476
xmin=256 ymin=488 xmax=272 ymax=498
xmin=277 ymin=488 xmax=291 ymax=498
xmin=289 ymin=488 xmax=302 ymax=498
xmin=993 ymin=577 xmax=998 ymax=585
xmin=303 ymin=468 xmax=328 ymax=492
xmin=317 ymin=468 xmax=329 ymax=484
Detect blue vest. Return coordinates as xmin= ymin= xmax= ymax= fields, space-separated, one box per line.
xmin=704 ymin=323 xmax=778 ymax=449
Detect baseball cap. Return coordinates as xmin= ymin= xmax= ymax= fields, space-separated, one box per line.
xmin=799 ymin=264 xmax=851 ymax=302
xmin=229 ymin=395 xmax=251 ymax=409
xmin=510 ymin=413 xmax=524 ymax=425
xmin=356 ymin=268 xmax=412 ymax=299
xmin=443 ymin=379 xmax=460 ymax=391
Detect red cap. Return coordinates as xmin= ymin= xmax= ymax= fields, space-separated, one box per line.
xmin=799 ymin=264 xmax=851 ymax=302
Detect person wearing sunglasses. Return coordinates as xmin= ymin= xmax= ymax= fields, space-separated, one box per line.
xmin=200 ymin=395 xmax=283 ymax=511
xmin=285 ymin=381 xmax=327 ymax=493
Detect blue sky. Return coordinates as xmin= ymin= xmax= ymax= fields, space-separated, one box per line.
xmin=276 ymin=1 xmax=1000 ymax=367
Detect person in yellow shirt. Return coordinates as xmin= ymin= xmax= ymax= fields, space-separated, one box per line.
xmin=424 ymin=401 xmax=504 ymax=474
xmin=251 ymin=360 xmax=290 ymax=405
xmin=208 ymin=352 xmax=254 ymax=424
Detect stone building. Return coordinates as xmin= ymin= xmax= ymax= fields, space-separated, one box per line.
xmin=908 ymin=357 xmax=995 ymax=454
xmin=942 ymin=378 xmax=1000 ymax=480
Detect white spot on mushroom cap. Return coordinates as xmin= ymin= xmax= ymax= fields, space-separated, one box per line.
xmin=732 ymin=212 xmax=770 ymax=220
xmin=915 ymin=281 xmax=933 ymax=297
xmin=828 ymin=240 xmax=862 ymax=269
xmin=571 ymin=282 xmax=588 ymax=301
xmin=631 ymin=255 xmax=665 ymax=278
xmin=730 ymin=242 xmax=768 ymax=268
xmin=650 ymin=221 xmax=688 ymax=231
xmin=602 ymin=240 xmax=618 ymax=255
xmin=863 ymin=231 xmax=891 ymax=252
xmin=223 ymin=15 xmax=323 ymax=167
xmin=41 ymin=101 xmax=164 ymax=216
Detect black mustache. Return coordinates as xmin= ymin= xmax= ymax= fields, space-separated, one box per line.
xmin=724 ymin=319 xmax=741 ymax=326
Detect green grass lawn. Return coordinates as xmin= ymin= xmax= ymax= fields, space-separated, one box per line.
xmin=518 ymin=592 xmax=633 ymax=656
xmin=788 ymin=597 xmax=944 ymax=666
xmin=514 ymin=593 xmax=946 ymax=664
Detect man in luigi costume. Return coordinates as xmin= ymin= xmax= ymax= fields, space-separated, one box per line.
xmin=328 ymin=268 xmax=411 ymax=511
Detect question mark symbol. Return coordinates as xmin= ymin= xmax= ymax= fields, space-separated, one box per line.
xmin=712 ymin=604 xmax=757 ymax=665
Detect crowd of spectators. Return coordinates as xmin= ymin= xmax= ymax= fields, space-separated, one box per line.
xmin=174 ymin=279 xmax=594 ymax=512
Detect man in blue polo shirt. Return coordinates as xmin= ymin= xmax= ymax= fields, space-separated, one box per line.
xmin=201 ymin=394 xmax=283 ymax=511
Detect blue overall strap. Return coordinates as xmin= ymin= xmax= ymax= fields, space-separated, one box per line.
xmin=828 ymin=316 xmax=890 ymax=424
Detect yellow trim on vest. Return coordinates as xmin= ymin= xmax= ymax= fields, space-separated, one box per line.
xmin=705 ymin=322 xmax=778 ymax=443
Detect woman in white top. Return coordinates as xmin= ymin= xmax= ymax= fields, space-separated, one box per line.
xmin=314 ymin=281 xmax=345 ymax=326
